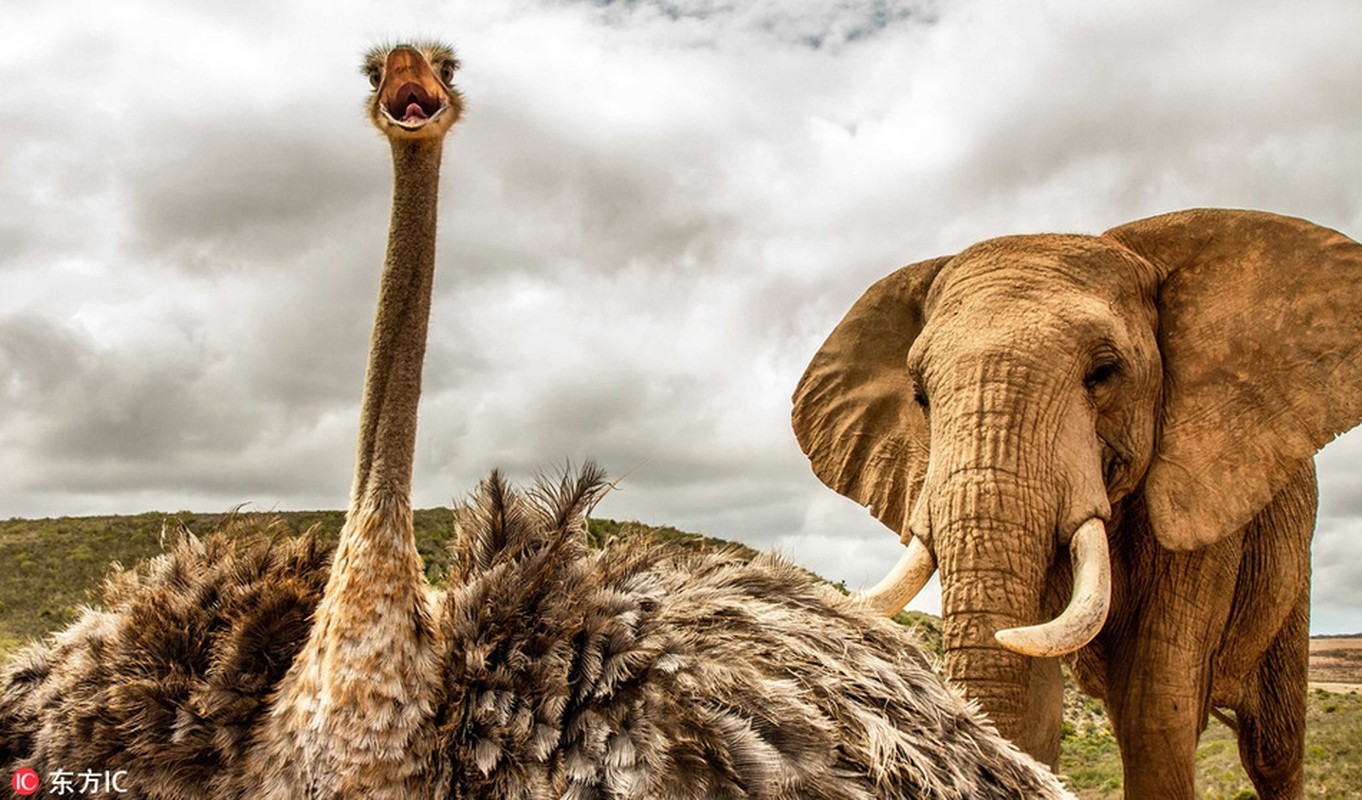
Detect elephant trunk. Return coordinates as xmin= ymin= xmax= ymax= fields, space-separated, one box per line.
xmin=903 ymin=355 xmax=1111 ymax=766
xmin=943 ymin=618 xmax=1065 ymax=767
xmin=995 ymin=518 xmax=1111 ymax=656
xmin=931 ymin=464 xmax=1067 ymax=767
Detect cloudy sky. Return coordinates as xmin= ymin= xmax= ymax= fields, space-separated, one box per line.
xmin=2 ymin=0 xmax=1361 ymax=633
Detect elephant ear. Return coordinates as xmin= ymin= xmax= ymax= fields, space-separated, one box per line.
xmin=791 ymin=256 xmax=952 ymax=535
xmin=1105 ymin=208 xmax=1362 ymax=551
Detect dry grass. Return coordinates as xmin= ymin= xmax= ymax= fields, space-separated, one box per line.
xmin=0 ymin=511 xmax=742 ymax=659
xmin=1059 ymin=689 xmax=1362 ymax=798
xmin=1309 ymin=636 xmax=1362 ymax=684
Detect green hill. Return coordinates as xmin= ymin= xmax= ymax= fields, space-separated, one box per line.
xmin=1 ymin=511 xmax=1357 ymax=797
xmin=0 ymin=510 xmax=752 ymax=655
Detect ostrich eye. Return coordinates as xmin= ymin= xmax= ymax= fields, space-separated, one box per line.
xmin=367 ymin=68 xmax=381 ymax=89
xmin=440 ymin=61 xmax=457 ymax=85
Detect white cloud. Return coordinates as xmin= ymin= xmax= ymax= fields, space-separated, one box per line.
xmin=1 ymin=0 xmax=1360 ymax=634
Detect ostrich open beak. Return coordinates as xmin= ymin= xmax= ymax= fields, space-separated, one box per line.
xmin=377 ymin=48 xmax=453 ymax=132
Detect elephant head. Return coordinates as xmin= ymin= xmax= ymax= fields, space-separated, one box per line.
xmin=792 ymin=209 xmax=1362 ymax=765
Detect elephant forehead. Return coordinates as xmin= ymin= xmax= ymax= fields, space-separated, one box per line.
xmin=930 ymin=233 xmax=1149 ymax=305
xmin=918 ymin=283 xmax=1121 ymax=353
xmin=918 ymin=236 xmax=1156 ymax=344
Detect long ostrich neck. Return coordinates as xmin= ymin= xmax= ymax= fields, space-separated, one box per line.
xmin=314 ymin=133 xmax=443 ymax=671
xmin=259 ymin=137 xmax=446 ymax=792
xmin=350 ymin=137 xmax=443 ymax=511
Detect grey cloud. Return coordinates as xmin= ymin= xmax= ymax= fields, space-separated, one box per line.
xmin=443 ymin=105 xmax=750 ymax=286
xmin=938 ymin=4 xmax=1362 ymax=229
xmin=126 ymin=122 xmax=384 ymax=274
xmin=0 ymin=305 xmax=355 ymax=505
xmin=1312 ymin=518 xmax=1362 ymax=633
xmin=3 ymin=0 xmax=1362 ymax=634
xmin=0 ymin=314 xmax=93 ymax=404
xmin=0 ymin=116 xmax=123 ymax=274
xmin=0 ymin=312 xmax=239 ymax=471
xmin=0 ymin=196 xmax=45 ymax=274
xmin=577 ymin=0 xmax=937 ymax=47
xmin=1314 ymin=435 xmax=1362 ymax=529
xmin=1318 ymin=475 xmax=1362 ymax=524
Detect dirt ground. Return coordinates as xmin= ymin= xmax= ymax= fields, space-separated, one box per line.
xmin=1309 ymin=636 xmax=1362 ymax=692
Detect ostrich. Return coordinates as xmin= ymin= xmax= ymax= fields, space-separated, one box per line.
xmin=0 ymin=41 xmax=1073 ymax=799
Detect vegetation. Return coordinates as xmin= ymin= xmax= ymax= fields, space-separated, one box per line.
xmin=0 ymin=510 xmax=453 ymax=652
xmin=0 ymin=510 xmax=749 ymax=657
xmin=2 ymin=511 xmax=1358 ymax=795
xmin=1057 ymin=689 xmax=1362 ymax=798
xmin=584 ymin=517 xmax=761 ymax=559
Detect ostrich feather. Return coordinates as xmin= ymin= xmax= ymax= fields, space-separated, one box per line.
xmin=1 ymin=469 xmax=1072 ymax=798
xmin=436 ymin=469 xmax=1071 ymax=799
xmin=1 ymin=523 xmax=331 ymax=796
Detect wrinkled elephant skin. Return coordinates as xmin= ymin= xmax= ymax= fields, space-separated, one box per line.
xmin=793 ymin=209 xmax=1362 ymax=799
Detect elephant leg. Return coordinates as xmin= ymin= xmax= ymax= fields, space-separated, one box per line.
xmin=1106 ymin=653 xmax=1205 ymax=798
xmin=1104 ymin=543 xmax=1240 ymax=799
xmin=1235 ymin=584 xmax=1308 ymax=800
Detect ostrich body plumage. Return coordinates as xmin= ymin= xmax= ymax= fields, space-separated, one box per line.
xmin=3 ymin=470 xmax=1071 ymax=798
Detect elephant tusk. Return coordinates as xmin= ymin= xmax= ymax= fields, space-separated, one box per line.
xmin=994 ymin=518 xmax=1111 ymax=657
xmin=855 ymin=536 xmax=937 ymax=616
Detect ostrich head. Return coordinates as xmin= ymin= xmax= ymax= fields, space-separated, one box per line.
xmin=363 ymin=41 xmax=464 ymax=139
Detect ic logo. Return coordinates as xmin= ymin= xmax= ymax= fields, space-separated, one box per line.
xmin=10 ymin=768 xmax=39 ymax=796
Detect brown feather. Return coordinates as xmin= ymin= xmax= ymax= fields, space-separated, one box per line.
xmin=2 ymin=469 xmax=1071 ymax=798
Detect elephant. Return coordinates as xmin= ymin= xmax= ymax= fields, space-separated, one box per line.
xmin=791 ymin=208 xmax=1362 ymax=799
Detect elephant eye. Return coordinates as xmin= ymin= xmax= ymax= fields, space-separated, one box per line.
xmin=912 ymin=386 xmax=930 ymax=411
xmin=907 ymin=361 xmax=930 ymax=411
xmin=1085 ymin=360 xmax=1120 ymax=390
